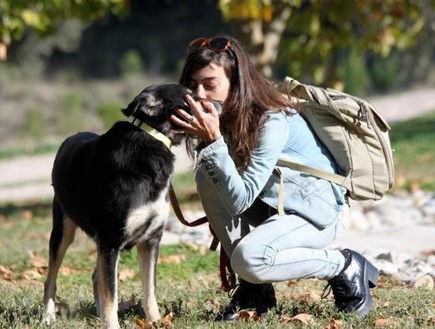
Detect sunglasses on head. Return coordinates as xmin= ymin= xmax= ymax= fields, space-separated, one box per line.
xmin=187 ymin=37 xmax=232 ymax=54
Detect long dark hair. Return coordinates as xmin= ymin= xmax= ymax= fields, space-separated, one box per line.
xmin=180 ymin=36 xmax=291 ymax=172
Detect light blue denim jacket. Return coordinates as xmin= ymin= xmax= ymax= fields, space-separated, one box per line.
xmin=195 ymin=110 xmax=347 ymax=229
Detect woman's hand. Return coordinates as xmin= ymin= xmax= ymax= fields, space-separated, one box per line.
xmin=170 ymin=94 xmax=222 ymax=144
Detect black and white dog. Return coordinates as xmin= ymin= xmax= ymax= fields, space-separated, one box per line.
xmin=43 ymin=83 xmax=200 ymax=328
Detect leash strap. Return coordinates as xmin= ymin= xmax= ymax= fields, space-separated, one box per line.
xmin=169 ymin=183 xmax=236 ymax=291
xmin=169 ymin=184 xmax=208 ymax=227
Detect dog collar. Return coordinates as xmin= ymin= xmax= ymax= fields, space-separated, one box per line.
xmin=127 ymin=116 xmax=172 ymax=149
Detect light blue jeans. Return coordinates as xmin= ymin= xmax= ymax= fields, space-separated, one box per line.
xmin=197 ymin=170 xmax=348 ymax=284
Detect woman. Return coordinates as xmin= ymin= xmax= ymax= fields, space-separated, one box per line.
xmin=170 ymin=36 xmax=379 ymax=321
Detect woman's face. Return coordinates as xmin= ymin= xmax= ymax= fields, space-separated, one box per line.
xmin=187 ymin=63 xmax=230 ymax=103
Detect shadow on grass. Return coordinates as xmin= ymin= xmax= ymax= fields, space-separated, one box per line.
xmin=0 ymin=200 xmax=52 ymax=219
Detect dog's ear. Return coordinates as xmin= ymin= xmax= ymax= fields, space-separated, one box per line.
xmin=122 ymin=92 xmax=163 ymax=118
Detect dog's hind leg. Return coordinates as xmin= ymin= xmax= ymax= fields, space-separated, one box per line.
xmin=44 ymin=198 xmax=77 ymax=324
xmin=137 ymin=239 xmax=162 ymax=324
xmin=92 ymin=267 xmax=100 ymax=317
xmin=94 ymin=247 xmax=121 ymax=329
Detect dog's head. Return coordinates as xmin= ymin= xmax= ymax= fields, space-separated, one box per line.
xmin=122 ymin=83 xmax=221 ymax=147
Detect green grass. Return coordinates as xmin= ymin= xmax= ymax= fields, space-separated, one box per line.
xmin=0 ymin=141 xmax=60 ymax=160
xmin=1 ymin=202 xmax=435 ymax=328
xmin=0 ymin=110 xmax=434 ymax=328
xmin=389 ymin=110 xmax=435 ymax=191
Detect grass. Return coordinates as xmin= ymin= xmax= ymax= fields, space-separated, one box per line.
xmin=0 ymin=107 xmax=434 ymax=327
xmin=1 ymin=200 xmax=435 ymax=328
xmin=389 ymin=110 xmax=435 ymax=191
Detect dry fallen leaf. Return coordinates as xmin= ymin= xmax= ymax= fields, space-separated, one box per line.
xmin=239 ymin=309 xmax=260 ymax=321
xmin=118 ymin=268 xmax=135 ymax=281
xmin=134 ymin=312 xmax=174 ymax=328
xmin=291 ymin=313 xmax=315 ymax=325
xmin=59 ymin=266 xmax=80 ymax=275
xmin=324 ymin=318 xmax=343 ymax=329
xmin=22 ymin=269 xmax=42 ymax=280
xmin=133 ymin=318 xmax=148 ymax=329
xmin=299 ymin=289 xmax=322 ymax=303
xmin=287 ymin=279 xmax=300 ymax=287
xmin=280 ymin=314 xmax=294 ymax=323
xmin=374 ymin=318 xmax=398 ymax=328
xmin=198 ymin=246 xmax=208 ymax=255
xmin=161 ymin=311 xmax=174 ymax=327
xmin=157 ymin=254 xmax=186 ymax=264
xmin=31 ymin=254 xmax=47 ymax=268
xmin=183 ymin=241 xmax=199 ymax=251
xmin=22 ymin=210 xmax=33 ymax=220
xmin=0 ymin=265 xmax=13 ymax=280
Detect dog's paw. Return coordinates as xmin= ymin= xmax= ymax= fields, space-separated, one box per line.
xmin=44 ymin=302 xmax=70 ymax=324
xmin=44 ymin=311 xmax=56 ymax=325
xmin=44 ymin=299 xmax=56 ymax=325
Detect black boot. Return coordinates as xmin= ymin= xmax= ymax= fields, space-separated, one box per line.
xmin=324 ymin=249 xmax=379 ymax=317
xmin=215 ymin=280 xmax=277 ymax=321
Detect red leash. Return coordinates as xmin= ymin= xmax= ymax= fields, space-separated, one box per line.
xmin=169 ymin=184 xmax=236 ymax=291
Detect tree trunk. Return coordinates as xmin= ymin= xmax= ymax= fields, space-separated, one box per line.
xmin=228 ymin=3 xmax=292 ymax=78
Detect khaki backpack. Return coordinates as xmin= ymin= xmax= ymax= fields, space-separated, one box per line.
xmin=278 ymin=76 xmax=395 ymax=201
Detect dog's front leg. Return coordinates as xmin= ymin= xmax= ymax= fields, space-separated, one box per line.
xmin=95 ymin=248 xmax=120 ymax=329
xmin=137 ymin=239 xmax=162 ymax=324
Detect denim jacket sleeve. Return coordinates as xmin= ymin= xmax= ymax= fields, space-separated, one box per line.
xmin=196 ymin=111 xmax=289 ymax=216
xmin=196 ymin=110 xmax=347 ymax=228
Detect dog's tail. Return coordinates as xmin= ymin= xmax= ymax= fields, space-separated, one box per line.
xmin=49 ymin=197 xmax=66 ymax=261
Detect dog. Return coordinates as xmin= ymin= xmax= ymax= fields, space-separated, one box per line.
xmin=43 ymin=83 xmax=203 ymax=328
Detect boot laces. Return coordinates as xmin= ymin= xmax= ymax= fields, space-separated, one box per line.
xmin=322 ymin=277 xmax=354 ymax=304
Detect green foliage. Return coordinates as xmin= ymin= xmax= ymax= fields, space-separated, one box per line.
xmin=369 ymin=52 xmax=403 ymax=92
xmin=273 ymin=0 xmax=430 ymax=84
xmin=120 ymin=50 xmax=144 ymax=78
xmin=25 ymin=109 xmax=45 ymax=140
xmin=1 ymin=19 xmax=85 ymax=78
xmin=0 ymin=0 xmax=126 ymax=46
xmin=338 ymin=49 xmax=370 ymax=95
xmin=58 ymin=93 xmax=85 ymax=135
xmin=97 ymin=102 xmax=124 ymax=128
xmin=219 ymin=0 xmax=301 ymax=21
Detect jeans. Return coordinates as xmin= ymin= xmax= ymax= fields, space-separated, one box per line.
xmin=196 ymin=170 xmax=349 ymax=284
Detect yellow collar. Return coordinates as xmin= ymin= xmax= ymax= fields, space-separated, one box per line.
xmin=127 ymin=116 xmax=172 ymax=149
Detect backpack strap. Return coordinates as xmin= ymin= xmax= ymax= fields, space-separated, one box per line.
xmin=275 ymin=158 xmax=349 ymax=217
xmin=283 ymin=76 xmax=301 ymax=93
xmin=277 ymin=158 xmax=348 ymax=186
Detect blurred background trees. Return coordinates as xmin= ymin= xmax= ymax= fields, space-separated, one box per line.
xmin=0 ymin=0 xmax=434 ymax=191
xmin=1 ymin=0 xmax=434 ymax=94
